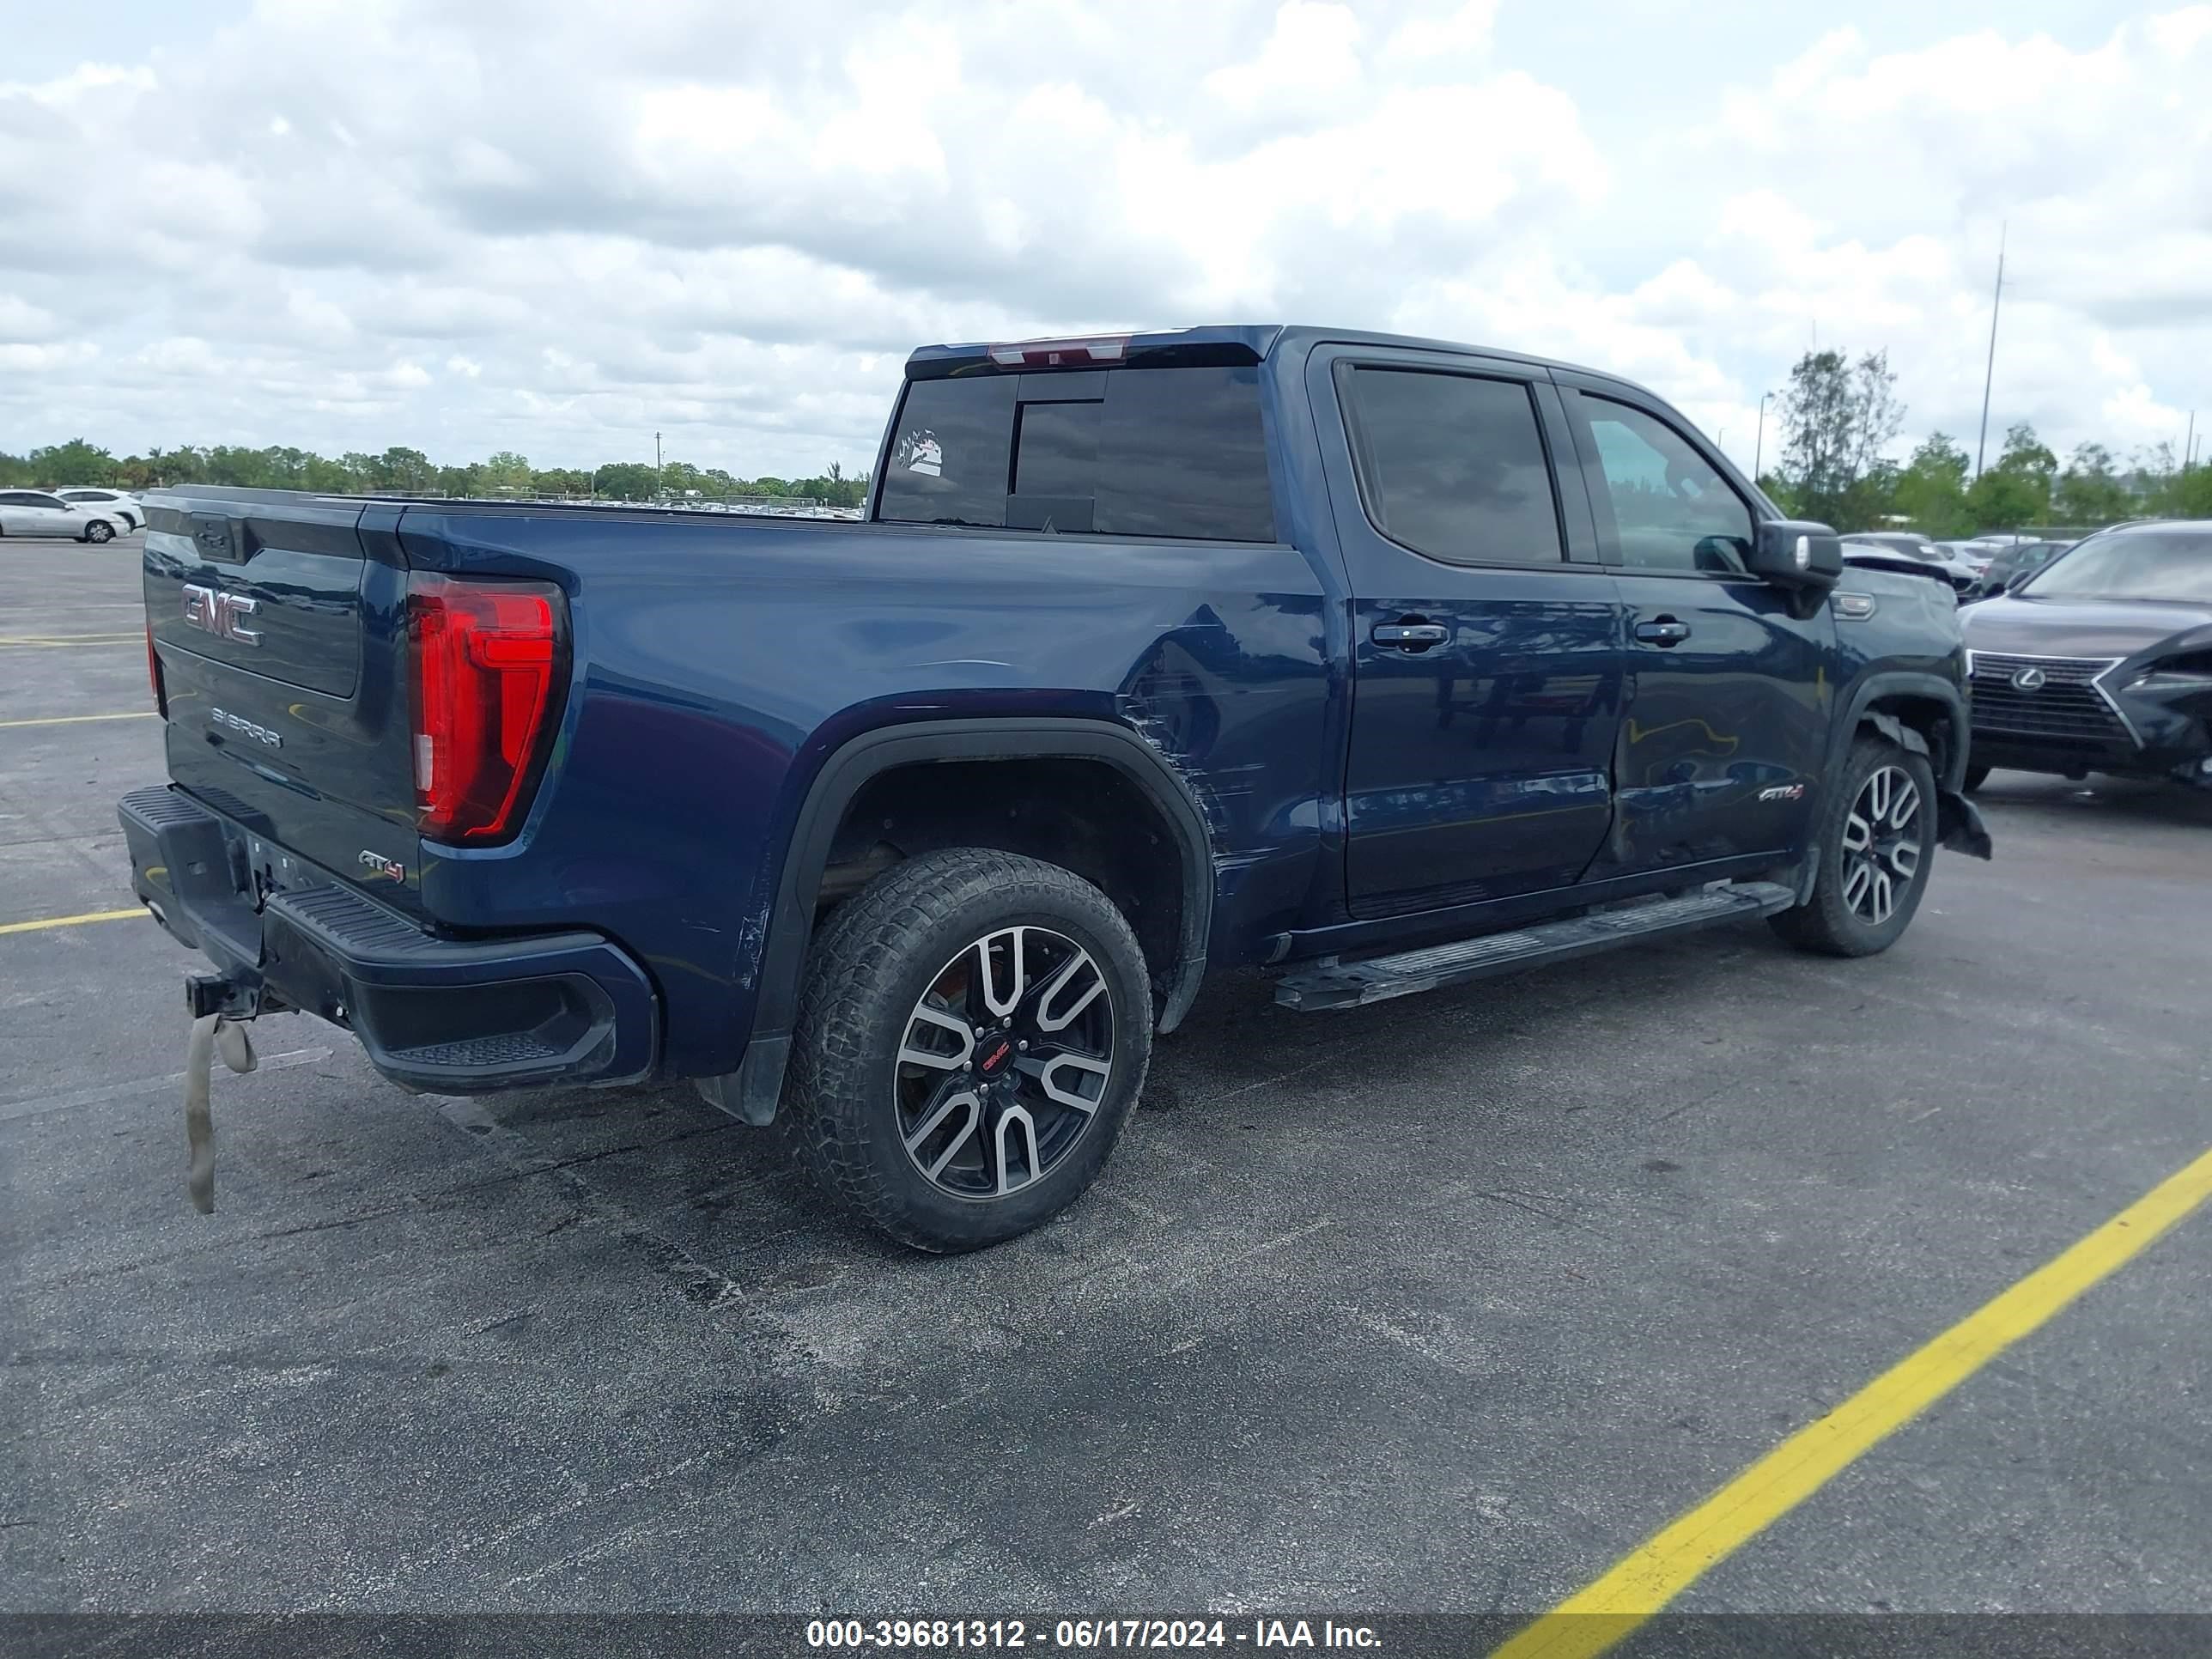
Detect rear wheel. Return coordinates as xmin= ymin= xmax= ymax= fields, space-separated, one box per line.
xmin=83 ymin=520 xmax=114 ymax=544
xmin=781 ymin=848 xmax=1152 ymax=1253
xmin=1771 ymin=735 xmax=1937 ymax=958
xmin=1962 ymin=763 xmax=1991 ymax=792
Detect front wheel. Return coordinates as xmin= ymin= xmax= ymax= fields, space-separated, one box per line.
xmin=1771 ymin=736 xmax=1937 ymax=958
xmin=83 ymin=520 xmax=115 ymax=544
xmin=1962 ymin=763 xmax=1991 ymax=793
xmin=781 ymin=848 xmax=1152 ymax=1253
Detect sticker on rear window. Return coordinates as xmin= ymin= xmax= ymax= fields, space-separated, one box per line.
xmin=898 ymin=429 xmax=943 ymax=477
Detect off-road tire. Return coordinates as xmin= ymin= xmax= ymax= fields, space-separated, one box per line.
xmin=780 ymin=848 xmax=1152 ymax=1253
xmin=1771 ymin=735 xmax=1938 ymax=958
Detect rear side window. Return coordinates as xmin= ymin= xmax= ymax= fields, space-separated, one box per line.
xmin=877 ymin=366 xmax=1275 ymax=542
xmin=1340 ymin=368 xmax=1565 ymax=566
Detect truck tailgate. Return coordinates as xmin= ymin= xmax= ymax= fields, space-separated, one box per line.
xmin=143 ymin=491 xmax=422 ymax=906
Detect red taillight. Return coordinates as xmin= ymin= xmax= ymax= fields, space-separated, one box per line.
xmin=407 ymin=573 xmax=565 ymax=842
xmin=146 ymin=621 xmax=167 ymax=717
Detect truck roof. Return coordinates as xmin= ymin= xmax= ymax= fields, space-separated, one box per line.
xmin=905 ymin=325 xmax=1628 ymax=390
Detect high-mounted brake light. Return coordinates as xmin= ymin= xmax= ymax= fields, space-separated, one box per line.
xmin=146 ymin=621 xmax=167 ymax=718
xmin=407 ymin=573 xmax=566 ymax=842
xmin=987 ymin=335 xmax=1130 ymax=368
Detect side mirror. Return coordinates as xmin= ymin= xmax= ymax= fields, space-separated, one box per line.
xmin=1748 ymin=520 xmax=1844 ymax=591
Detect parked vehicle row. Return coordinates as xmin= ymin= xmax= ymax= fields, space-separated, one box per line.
xmin=122 ymin=322 xmax=1992 ymax=1252
xmin=1968 ymin=538 xmax=2073 ymax=599
xmin=0 ymin=489 xmax=138 ymax=542
xmin=1841 ymin=532 xmax=1981 ymax=594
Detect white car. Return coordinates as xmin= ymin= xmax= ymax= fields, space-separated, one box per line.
xmin=52 ymin=487 xmax=144 ymax=531
xmin=0 ymin=489 xmax=125 ymax=543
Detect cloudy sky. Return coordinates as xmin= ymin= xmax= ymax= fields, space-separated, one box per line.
xmin=3 ymin=0 xmax=2206 ymax=481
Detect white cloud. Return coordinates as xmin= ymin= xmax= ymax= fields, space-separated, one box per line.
xmin=0 ymin=62 xmax=156 ymax=105
xmin=1202 ymin=3 xmax=1366 ymax=116
xmin=0 ymin=1 xmax=2203 ymax=480
xmin=0 ymin=294 xmax=60 ymax=343
xmin=1663 ymin=8 xmax=2212 ymax=465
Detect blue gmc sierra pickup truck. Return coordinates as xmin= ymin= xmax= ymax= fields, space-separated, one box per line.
xmin=123 ymin=325 xmax=1990 ymax=1250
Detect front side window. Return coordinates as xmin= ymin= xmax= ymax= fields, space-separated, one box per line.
xmin=1340 ymin=368 xmax=1565 ymax=566
xmin=1581 ymin=397 xmax=1753 ymax=574
xmin=876 ymin=365 xmax=1275 ymax=542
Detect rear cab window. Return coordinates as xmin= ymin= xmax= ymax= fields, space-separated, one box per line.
xmin=876 ymin=365 xmax=1276 ymax=542
xmin=1337 ymin=366 xmax=1566 ymax=566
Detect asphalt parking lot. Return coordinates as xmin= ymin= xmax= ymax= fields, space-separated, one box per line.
xmin=6 ymin=537 xmax=2212 ymax=1624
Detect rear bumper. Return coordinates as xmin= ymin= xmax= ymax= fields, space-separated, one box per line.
xmin=118 ymin=786 xmax=659 ymax=1092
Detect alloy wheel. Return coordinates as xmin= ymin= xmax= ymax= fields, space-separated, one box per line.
xmin=1840 ymin=763 xmax=1923 ymax=926
xmin=895 ymin=925 xmax=1115 ymax=1200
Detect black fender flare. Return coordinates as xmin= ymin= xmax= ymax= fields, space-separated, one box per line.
xmin=1836 ymin=675 xmax=1994 ymax=862
xmin=1832 ymin=671 xmax=1969 ymax=791
xmin=699 ymin=717 xmax=1216 ymax=1125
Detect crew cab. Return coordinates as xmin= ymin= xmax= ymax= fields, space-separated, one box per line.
xmin=122 ymin=325 xmax=1990 ymax=1251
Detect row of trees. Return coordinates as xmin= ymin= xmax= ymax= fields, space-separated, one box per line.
xmin=0 ymin=439 xmax=872 ymax=510
xmin=1762 ymin=349 xmax=2210 ymax=534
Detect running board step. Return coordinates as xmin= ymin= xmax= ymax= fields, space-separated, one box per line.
xmin=1275 ymin=882 xmax=1798 ymax=1012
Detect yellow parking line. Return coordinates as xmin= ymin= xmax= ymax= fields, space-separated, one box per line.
xmin=0 ymin=634 xmax=143 ymax=647
xmin=0 ymin=711 xmax=159 ymax=729
xmin=0 ymin=908 xmax=148 ymax=937
xmin=1493 ymin=1143 xmax=2212 ymax=1659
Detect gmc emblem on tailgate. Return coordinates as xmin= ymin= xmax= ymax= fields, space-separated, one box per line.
xmin=181 ymin=582 xmax=260 ymax=645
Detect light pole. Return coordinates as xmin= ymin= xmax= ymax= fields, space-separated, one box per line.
xmin=1753 ymin=392 xmax=1775 ymax=481
xmin=1975 ymin=221 xmax=2007 ymax=478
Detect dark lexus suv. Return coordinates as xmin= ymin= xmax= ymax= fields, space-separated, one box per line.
xmin=1960 ymin=520 xmax=2212 ymax=789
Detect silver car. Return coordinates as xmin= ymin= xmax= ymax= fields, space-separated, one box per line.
xmin=0 ymin=489 xmax=118 ymax=542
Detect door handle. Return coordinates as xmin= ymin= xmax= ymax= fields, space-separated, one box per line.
xmin=1634 ymin=617 xmax=1692 ymax=647
xmin=1372 ymin=622 xmax=1449 ymax=651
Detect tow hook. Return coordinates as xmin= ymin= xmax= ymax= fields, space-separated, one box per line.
xmin=179 ymin=973 xmax=266 ymax=1213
